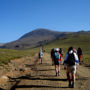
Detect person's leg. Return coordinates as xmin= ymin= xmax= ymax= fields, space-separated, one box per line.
xmin=39 ymin=58 xmax=42 ymax=64
xmin=58 ymin=64 xmax=60 ymax=75
xmin=79 ymin=55 xmax=83 ymax=64
xmin=67 ymin=66 xmax=72 ymax=87
xmin=52 ymin=58 xmax=54 ymax=65
xmin=72 ymin=73 xmax=75 ymax=82
xmin=78 ymin=55 xmax=82 ymax=63
xmin=67 ymin=72 xmax=70 ymax=80
xmin=67 ymin=72 xmax=71 ymax=87
xmin=39 ymin=58 xmax=41 ymax=63
xmin=71 ymin=66 xmax=76 ymax=88
xmin=55 ymin=65 xmax=58 ymax=76
xmin=67 ymin=67 xmax=70 ymax=80
xmin=79 ymin=56 xmax=81 ymax=62
xmin=55 ymin=65 xmax=57 ymax=75
xmin=41 ymin=58 xmax=42 ymax=64
xmin=71 ymin=73 xmax=75 ymax=88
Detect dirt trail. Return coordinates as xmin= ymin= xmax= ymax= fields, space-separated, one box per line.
xmin=10 ymin=53 xmax=90 ymax=90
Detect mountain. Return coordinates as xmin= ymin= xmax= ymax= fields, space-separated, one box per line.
xmin=0 ymin=43 xmax=4 ymax=46
xmin=0 ymin=29 xmax=68 ymax=49
xmin=44 ymin=31 xmax=90 ymax=55
xmin=0 ymin=28 xmax=89 ymax=49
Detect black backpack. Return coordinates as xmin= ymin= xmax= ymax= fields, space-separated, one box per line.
xmin=65 ymin=53 xmax=75 ymax=66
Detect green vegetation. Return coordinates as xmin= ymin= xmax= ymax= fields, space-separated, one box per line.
xmin=44 ymin=33 xmax=90 ymax=63
xmin=0 ymin=48 xmax=39 ymax=64
xmin=0 ymin=33 xmax=90 ymax=64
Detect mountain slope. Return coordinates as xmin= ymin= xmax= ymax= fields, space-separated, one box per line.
xmin=44 ymin=33 xmax=90 ymax=51
xmin=44 ymin=33 xmax=90 ymax=63
xmin=0 ymin=29 xmax=90 ymax=49
xmin=0 ymin=43 xmax=4 ymax=46
xmin=0 ymin=29 xmax=67 ymax=49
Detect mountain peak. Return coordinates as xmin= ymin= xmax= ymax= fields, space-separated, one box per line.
xmin=1 ymin=28 xmax=89 ymax=49
xmin=19 ymin=28 xmax=60 ymax=39
xmin=0 ymin=28 xmax=65 ymax=49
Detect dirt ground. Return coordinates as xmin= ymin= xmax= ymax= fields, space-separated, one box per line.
xmin=10 ymin=53 xmax=90 ymax=90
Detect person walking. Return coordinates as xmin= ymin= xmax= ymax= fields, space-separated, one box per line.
xmin=64 ymin=47 xmax=79 ymax=88
xmin=51 ymin=48 xmax=55 ymax=65
xmin=59 ymin=48 xmax=64 ymax=57
xmin=38 ymin=50 xmax=43 ymax=64
xmin=77 ymin=47 xmax=83 ymax=63
xmin=53 ymin=48 xmax=62 ymax=76
xmin=59 ymin=48 xmax=64 ymax=64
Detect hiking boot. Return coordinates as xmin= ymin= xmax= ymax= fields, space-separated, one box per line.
xmin=56 ymin=72 xmax=58 ymax=76
xmin=71 ymin=82 xmax=75 ymax=88
xmin=68 ymin=80 xmax=72 ymax=87
xmin=58 ymin=71 xmax=60 ymax=76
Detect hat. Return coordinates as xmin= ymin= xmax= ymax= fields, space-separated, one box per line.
xmin=69 ymin=50 xmax=73 ymax=54
xmin=55 ymin=48 xmax=59 ymax=52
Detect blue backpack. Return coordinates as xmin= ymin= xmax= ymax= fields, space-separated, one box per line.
xmin=54 ymin=52 xmax=60 ymax=60
xmin=39 ymin=52 xmax=43 ymax=58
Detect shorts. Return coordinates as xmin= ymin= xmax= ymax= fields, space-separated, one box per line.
xmin=39 ymin=56 xmax=42 ymax=59
xmin=67 ymin=65 xmax=76 ymax=74
xmin=54 ymin=60 xmax=61 ymax=65
xmin=58 ymin=61 xmax=61 ymax=64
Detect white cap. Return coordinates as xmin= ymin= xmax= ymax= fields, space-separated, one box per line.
xmin=55 ymin=48 xmax=59 ymax=51
xmin=69 ymin=50 xmax=73 ymax=54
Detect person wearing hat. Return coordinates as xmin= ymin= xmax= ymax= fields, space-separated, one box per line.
xmin=38 ymin=50 xmax=43 ymax=64
xmin=53 ymin=48 xmax=62 ymax=76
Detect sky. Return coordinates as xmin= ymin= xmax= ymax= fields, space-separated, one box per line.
xmin=0 ymin=0 xmax=90 ymax=43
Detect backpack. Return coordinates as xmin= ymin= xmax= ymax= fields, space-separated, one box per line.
xmin=59 ymin=48 xmax=63 ymax=56
xmin=51 ymin=49 xmax=55 ymax=58
xmin=39 ymin=52 xmax=43 ymax=58
xmin=65 ymin=53 xmax=75 ymax=66
xmin=77 ymin=49 xmax=82 ymax=56
xmin=54 ymin=52 xmax=60 ymax=60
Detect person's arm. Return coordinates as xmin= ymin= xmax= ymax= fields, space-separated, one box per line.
xmin=74 ymin=53 xmax=79 ymax=65
xmin=64 ymin=53 xmax=68 ymax=69
xmin=64 ymin=53 xmax=68 ymax=62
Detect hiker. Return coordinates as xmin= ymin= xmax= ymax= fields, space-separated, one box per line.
xmin=38 ymin=50 xmax=43 ymax=64
xmin=77 ymin=47 xmax=83 ymax=63
xmin=64 ymin=47 xmax=79 ymax=88
xmin=59 ymin=48 xmax=64 ymax=64
xmin=53 ymin=48 xmax=62 ymax=76
xmin=59 ymin=48 xmax=63 ymax=57
xmin=51 ymin=48 xmax=55 ymax=65
xmin=73 ymin=48 xmax=77 ymax=53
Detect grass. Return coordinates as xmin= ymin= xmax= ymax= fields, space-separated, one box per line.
xmin=0 ymin=33 xmax=90 ymax=64
xmin=44 ymin=33 xmax=90 ymax=64
xmin=0 ymin=48 xmax=39 ymax=64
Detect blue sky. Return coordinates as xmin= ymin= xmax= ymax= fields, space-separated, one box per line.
xmin=0 ymin=0 xmax=90 ymax=43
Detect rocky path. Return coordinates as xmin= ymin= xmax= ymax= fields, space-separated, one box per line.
xmin=10 ymin=53 xmax=90 ymax=90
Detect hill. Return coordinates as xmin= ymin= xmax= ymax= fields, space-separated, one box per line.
xmin=0 ymin=29 xmax=69 ymax=49
xmin=0 ymin=29 xmax=90 ymax=49
xmin=0 ymin=43 xmax=4 ymax=46
xmin=44 ymin=32 xmax=90 ymax=63
xmin=0 ymin=30 xmax=90 ymax=64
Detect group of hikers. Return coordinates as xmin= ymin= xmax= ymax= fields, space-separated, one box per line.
xmin=38 ymin=46 xmax=83 ymax=88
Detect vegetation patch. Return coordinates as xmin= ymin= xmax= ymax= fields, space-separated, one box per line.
xmin=44 ymin=34 xmax=90 ymax=64
xmin=0 ymin=48 xmax=39 ymax=64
